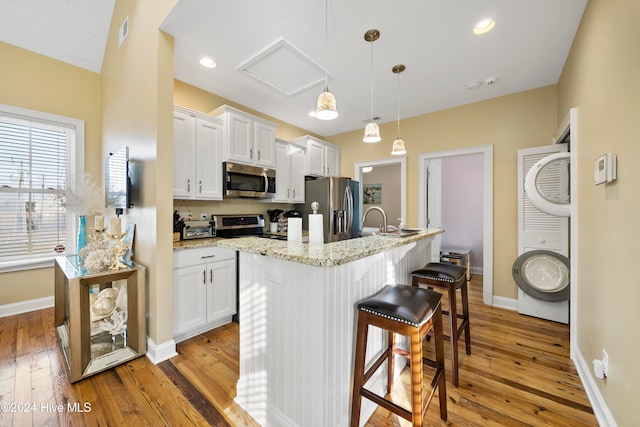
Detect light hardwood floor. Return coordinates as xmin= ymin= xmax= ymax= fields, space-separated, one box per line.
xmin=0 ymin=276 xmax=597 ymax=426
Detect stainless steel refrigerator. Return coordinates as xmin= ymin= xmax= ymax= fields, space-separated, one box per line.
xmin=295 ymin=177 xmax=360 ymax=242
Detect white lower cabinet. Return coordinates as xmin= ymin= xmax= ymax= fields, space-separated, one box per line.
xmin=173 ymin=247 xmax=236 ymax=342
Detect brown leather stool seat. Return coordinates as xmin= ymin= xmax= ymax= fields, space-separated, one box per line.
xmin=351 ymin=285 xmax=447 ymax=427
xmin=411 ymin=262 xmax=471 ymax=387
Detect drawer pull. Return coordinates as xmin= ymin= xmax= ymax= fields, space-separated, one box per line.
xmin=200 ymin=255 xmax=216 ymax=259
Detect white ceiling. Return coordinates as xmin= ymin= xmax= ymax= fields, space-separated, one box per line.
xmin=0 ymin=0 xmax=588 ymax=138
xmin=0 ymin=0 xmax=115 ymax=73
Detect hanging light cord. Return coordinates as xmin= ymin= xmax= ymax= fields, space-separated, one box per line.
xmin=369 ymin=41 xmax=374 ymax=121
xmin=323 ymin=0 xmax=329 ymax=90
xmin=396 ymin=71 xmax=401 ymax=138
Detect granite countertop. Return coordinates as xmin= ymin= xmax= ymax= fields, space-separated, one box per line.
xmin=209 ymin=228 xmax=443 ymax=267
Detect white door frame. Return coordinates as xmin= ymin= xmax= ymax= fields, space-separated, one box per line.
xmin=418 ymin=145 xmax=494 ymax=305
xmin=354 ymin=156 xmax=407 ymax=228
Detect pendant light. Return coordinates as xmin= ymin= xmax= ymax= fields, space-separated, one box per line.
xmin=316 ymin=0 xmax=338 ymax=120
xmin=363 ymin=29 xmax=381 ymax=143
xmin=391 ymin=64 xmax=407 ymax=155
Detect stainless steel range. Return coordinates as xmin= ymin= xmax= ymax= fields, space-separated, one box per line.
xmin=213 ymin=214 xmax=265 ymax=238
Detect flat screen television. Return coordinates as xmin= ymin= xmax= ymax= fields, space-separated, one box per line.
xmin=105 ymin=146 xmax=132 ymax=213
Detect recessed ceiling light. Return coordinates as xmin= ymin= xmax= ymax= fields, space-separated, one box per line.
xmin=199 ymin=57 xmax=216 ymax=68
xmin=473 ymin=19 xmax=495 ymax=35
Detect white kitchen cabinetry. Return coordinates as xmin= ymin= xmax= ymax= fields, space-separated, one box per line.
xmin=271 ymin=140 xmax=305 ymax=203
xmin=173 ymin=106 xmax=223 ymax=200
xmin=292 ymin=135 xmax=340 ymax=177
xmin=211 ymin=105 xmax=277 ymax=168
xmin=173 ymin=246 xmax=237 ymax=343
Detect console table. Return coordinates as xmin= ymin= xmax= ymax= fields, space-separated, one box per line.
xmin=54 ymin=256 xmax=146 ymax=382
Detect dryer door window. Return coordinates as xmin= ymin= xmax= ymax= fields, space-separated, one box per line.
xmin=524 ymin=152 xmax=571 ymax=217
xmin=512 ymin=250 xmax=570 ymax=302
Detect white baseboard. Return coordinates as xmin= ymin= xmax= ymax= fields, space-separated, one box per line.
xmin=470 ymin=266 xmax=483 ymax=275
xmin=0 ymin=296 xmax=53 ymax=318
xmin=145 ymin=336 xmax=178 ymax=364
xmin=572 ymin=347 xmax=617 ymax=426
xmin=491 ymin=295 xmax=518 ymax=311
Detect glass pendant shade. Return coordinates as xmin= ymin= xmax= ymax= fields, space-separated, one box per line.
xmin=363 ymin=122 xmax=381 ymax=143
xmin=316 ymin=88 xmax=338 ymax=120
xmin=391 ymin=64 xmax=407 ymax=155
xmin=391 ymin=138 xmax=406 ymax=155
xmin=363 ymin=29 xmax=381 ymax=143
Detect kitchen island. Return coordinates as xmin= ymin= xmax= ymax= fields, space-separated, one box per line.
xmin=217 ymin=228 xmax=443 ymax=427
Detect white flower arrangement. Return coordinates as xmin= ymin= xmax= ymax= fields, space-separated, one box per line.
xmin=55 ymin=171 xmax=103 ymax=216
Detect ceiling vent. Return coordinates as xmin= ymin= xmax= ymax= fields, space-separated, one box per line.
xmin=236 ymin=38 xmax=329 ymax=97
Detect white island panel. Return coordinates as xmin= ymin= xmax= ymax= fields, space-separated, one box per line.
xmin=235 ymin=236 xmax=434 ymax=427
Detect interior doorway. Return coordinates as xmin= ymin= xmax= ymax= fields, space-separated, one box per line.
xmin=354 ymin=157 xmax=407 ymax=232
xmin=418 ymin=145 xmax=494 ymax=305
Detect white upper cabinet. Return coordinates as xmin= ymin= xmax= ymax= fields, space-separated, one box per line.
xmin=211 ymin=105 xmax=277 ymax=168
xmin=271 ymin=140 xmax=305 ymax=203
xmin=291 ymin=135 xmax=341 ymax=177
xmin=173 ymin=106 xmax=223 ymax=200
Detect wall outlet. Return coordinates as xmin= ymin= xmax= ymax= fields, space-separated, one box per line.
xmin=602 ymin=349 xmax=608 ymax=377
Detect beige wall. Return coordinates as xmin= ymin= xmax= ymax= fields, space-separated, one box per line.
xmin=557 ymin=0 xmax=640 ymax=424
xmin=328 ymin=85 xmax=558 ymax=298
xmin=100 ymin=0 xmax=178 ymax=345
xmin=0 ymin=42 xmax=101 ymax=305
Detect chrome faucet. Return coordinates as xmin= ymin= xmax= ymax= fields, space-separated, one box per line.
xmin=362 ymin=206 xmax=388 ymax=234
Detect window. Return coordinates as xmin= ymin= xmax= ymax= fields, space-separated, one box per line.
xmin=0 ymin=104 xmax=84 ymax=272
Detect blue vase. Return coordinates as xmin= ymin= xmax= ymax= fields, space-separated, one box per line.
xmin=77 ymin=215 xmax=87 ymax=253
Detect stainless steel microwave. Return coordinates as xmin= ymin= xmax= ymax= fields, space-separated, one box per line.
xmin=223 ymin=162 xmax=276 ymax=198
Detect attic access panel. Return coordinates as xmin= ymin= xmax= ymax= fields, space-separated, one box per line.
xmin=236 ymin=37 xmax=328 ymax=97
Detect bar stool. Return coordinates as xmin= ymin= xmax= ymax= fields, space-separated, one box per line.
xmin=411 ymin=262 xmax=471 ymax=387
xmin=350 ymin=285 xmax=447 ymax=427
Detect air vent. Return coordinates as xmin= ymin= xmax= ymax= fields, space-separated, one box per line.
xmin=119 ymin=16 xmax=128 ymax=47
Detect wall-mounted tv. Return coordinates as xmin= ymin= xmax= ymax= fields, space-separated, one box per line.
xmin=105 ymin=146 xmax=132 ymax=213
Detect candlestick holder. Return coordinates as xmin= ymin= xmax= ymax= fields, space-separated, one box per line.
xmin=106 ymin=230 xmax=129 ymax=271
xmin=88 ymin=227 xmax=107 ymax=242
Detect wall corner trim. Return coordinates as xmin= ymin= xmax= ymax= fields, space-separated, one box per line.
xmin=145 ymin=336 xmax=178 ymax=364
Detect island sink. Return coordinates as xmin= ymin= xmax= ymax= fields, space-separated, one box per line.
xmin=380 ymin=228 xmax=422 ymax=237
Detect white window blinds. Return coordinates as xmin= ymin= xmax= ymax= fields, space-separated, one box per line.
xmin=0 ymin=112 xmax=75 ymax=264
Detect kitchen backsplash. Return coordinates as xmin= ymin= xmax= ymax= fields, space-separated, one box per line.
xmin=173 ymin=199 xmax=293 ymax=223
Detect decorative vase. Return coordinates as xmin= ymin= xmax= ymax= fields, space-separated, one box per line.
xmin=77 ymin=215 xmax=87 ymax=253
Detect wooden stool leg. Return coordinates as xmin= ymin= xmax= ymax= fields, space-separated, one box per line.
xmin=462 ymin=282 xmax=471 ymax=355
xmin=388 ymin=331 xmax=395 ymax=394
xmin=448 ymin=285 xmax=460 ymax=387
xmin=350 ymin=315 xmax=369 ymax=427
xmin=433 ymin=306 xmax=448 ymax=420
xmin=409 ymin=329 xmax=423 ymax=427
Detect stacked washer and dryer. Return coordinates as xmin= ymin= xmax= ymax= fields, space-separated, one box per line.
xmin=514 ymin=125 xmax=571 ymax=324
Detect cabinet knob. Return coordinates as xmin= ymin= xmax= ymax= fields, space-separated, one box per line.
xmin=250 ymin=148 xmax=253 ymax=159
xmin=199 ymin=180 xmax=202 ymax=193
xmin=187 ymin=179 xmax=191 ymax=192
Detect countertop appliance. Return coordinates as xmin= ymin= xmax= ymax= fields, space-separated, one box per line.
xmin=214 ymin=214 xmax=265 ymax=238
xmin=222 ymin=162 xmax=276 ymax=199
xmin=295 ymin=177 xmax=360 ymax=242
xmin=182 ymin=220 xmax=215 ymax=240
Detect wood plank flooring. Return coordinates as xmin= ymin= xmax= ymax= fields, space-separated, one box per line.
xmin=0 ymin=276 xmax=597 ymax=426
